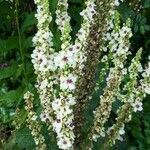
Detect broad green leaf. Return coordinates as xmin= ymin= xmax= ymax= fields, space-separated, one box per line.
xmin=0 ymin=64 xmax=18 ymax=80
xmin=0 ymin=36 xmax=19 ymax=55
xmin=21 ymin=12 xmax=37 ymax=33
xmin=0 ymin=39 xmax=7 ymax=53
xmin=0 ymin=87 xmax=24 ymax=107
xmin=143 ymin=0 xmax=150 ymax=8
xmin=22 ymin=36 xmax=33 ymax=49
xmin=3 ymin=127 xmax=35 ymax=150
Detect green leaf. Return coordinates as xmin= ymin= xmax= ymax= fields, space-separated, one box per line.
xmin=0 ymin=1 xmax=14 ymax=17
xmin=22 ymin=36 xmax=33 ymax=49
xmin=0 ymin=64 xmax=18 ymax=80
xmin=136 ymin=14 xmax=142 ymax=23
xmin=143 ymin=0 xmax=150 ymax=8
xmin=15 ymin=127 xmax=35 ymax=149
xmin=0 ymin=36 xmax=19 ymax=55
xmin=6 ymin=36 xmax=19 ymax=50
xmin=0 ymin=39 xmax=7 ymax=53
xmin=144 ymin=25 xmax=150 ymax=31
xmin=21 ymin=12 xmax=37 ymax=33
xmin=3 ymin=127 xmax=35 ymax=150
xmin=140 ymin=26 xmax=145 ymax=34
xmin=134 ymin=24 xmax=139 ymax=33
xmin=0 ymin=87 xmax=24 ymax=107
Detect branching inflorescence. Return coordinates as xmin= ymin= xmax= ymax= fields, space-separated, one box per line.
xmin=23 ymin=0 xmax=150 ymax=149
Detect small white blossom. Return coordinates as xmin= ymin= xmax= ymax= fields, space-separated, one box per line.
xmin=131 ymin=101 xmax=143 ymax=112
xmin=57 ymin=136 xmax=72 ymax=150
xmin=40 ymin=112 xmax=50 ymax=122
xmin=92 ymin=134 xmax=100 ymax=142
xmin=54 ymin=50 xmax=76 ymax=69
xmin=144 ymin=86 xmax=150 ymax=94
xmin=119 ymin=126 xmax=125 ymax=135
xmin=60 ymin=74 xmax=77 ymax=90
xmin=31 ymin=115 xmax=38 ymax=121
xmin=53 ymin=118 xmax=63 ymax=134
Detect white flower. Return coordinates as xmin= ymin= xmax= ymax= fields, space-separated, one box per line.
xmin=65 ymin=115 xmax=75 ymax=130
xmin=80 ymin=1 xmax=96 ymax=21
xmin=117 ymin=126 xmax=125 ymax=141
xmin=142 ymin=66 xmax=150 ymax=77
xmin=60 ymin=74 xmax=77 ymax=90
xmin=114 ymin=0 xmax=120 ymax=6
xmin=117 ymin=135 xmax=124 ymax=141
xmin=144 ymin=86 xmax=150 ymax=95
xmin=31 ymin=49 xmax=43 ymax=62
xmin=31 ymin=115 xmax=37 ymax=121
xmin=53 ymin=118 xmax=63 ymax=134
xmin=54 ymin=50 xmax=76 ymax=69
xmin=34 ymin=138 xmax=39 ymax=145
xmin=57 ymin=136 xmax=72 ymax=150
xmin=24 ymin=91 xmax=32 ymax=99
xmin=76 ymin=28 xmax=87 ymax=42
xmin=56 ymin=106 xmax=73 ymax=118
xmin=131 ymin=101 xmax=143 ymax=112
xmin=52 ymin=98 xmax=62 ymax=112
xmin=40 ymin=112 xmax=50 ymax=122
xmin=101 ymin=55 xmax=108 ymax=62
xmin=47 ymin=55 xmax=57 ymax=71
xmin=119 ymin=127 xmax=125 ymax=135
xmin=107 ymin=127 xmax=113 ymax=135
xmin=92 ymin=134 xmax=100 ymax=142
xmin=138 ymin=65 xmax=143 ymax=72
xmin=67 ymin=94 xmax=76 ymax=106
xmin=43 ymin=31 xmax=51 ymax=39
xmin=39 ymin=79 xmax=48 ymax=89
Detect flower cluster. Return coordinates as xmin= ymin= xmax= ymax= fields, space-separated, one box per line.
xmin=31 ymin=0 xmax=56 ymax=132
xmin=52 ymin=94 xmax=76 ymax=149
xmin=95 ymin=4 xmax=126 ymax=94
xmin=103 ymin=103 xmax=132 ymax=149
xmin=54 ymin=0 xmax=97 ymax=72
xmin=141 ymin=57 xmax=150 ymax=95
xmin=51 ymin=1 xmax=96 ymax=149
xmin=118 ymin=48 xmax=143 ymax=103
xmin=75 ymin=0 xmax=96 ymax=54
xmin=55 ymin=0 xmax=71 ymax=47
xmin=32 ymin=0 xmax=54 ymax=73
xmin=28 ymin=0 xmax=149 ymax=149
xmin=89 ymin=11 xmax=132 ymax=143
xmin=103 ymin=51 xmax=149 ymax=148
xmin=31 ymin=0 xmax=96 ymax=149
xmin=103 ymin=79 xmax=149 ymax=148
xmin=24 ymin=91 xmax=46 ymax=150
xmin=107 ymin=125 xmax=125 ymax=142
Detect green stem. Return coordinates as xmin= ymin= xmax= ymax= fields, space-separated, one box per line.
xmin=15 ymin=0 xmax=28 ymax=86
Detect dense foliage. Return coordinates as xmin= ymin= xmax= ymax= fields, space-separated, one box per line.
xmin=0 ymin=0 xmax=150 ymax=149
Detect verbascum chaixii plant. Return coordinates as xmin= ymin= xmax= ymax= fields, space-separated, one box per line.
xmin=23 ymin=0 xmax=150 ymax=149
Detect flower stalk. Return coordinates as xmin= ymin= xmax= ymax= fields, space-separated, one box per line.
xmin=24 ymin=91 xmax=46 ymax=150
xmin=88 ymin=14 xmax=132 ymax=148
